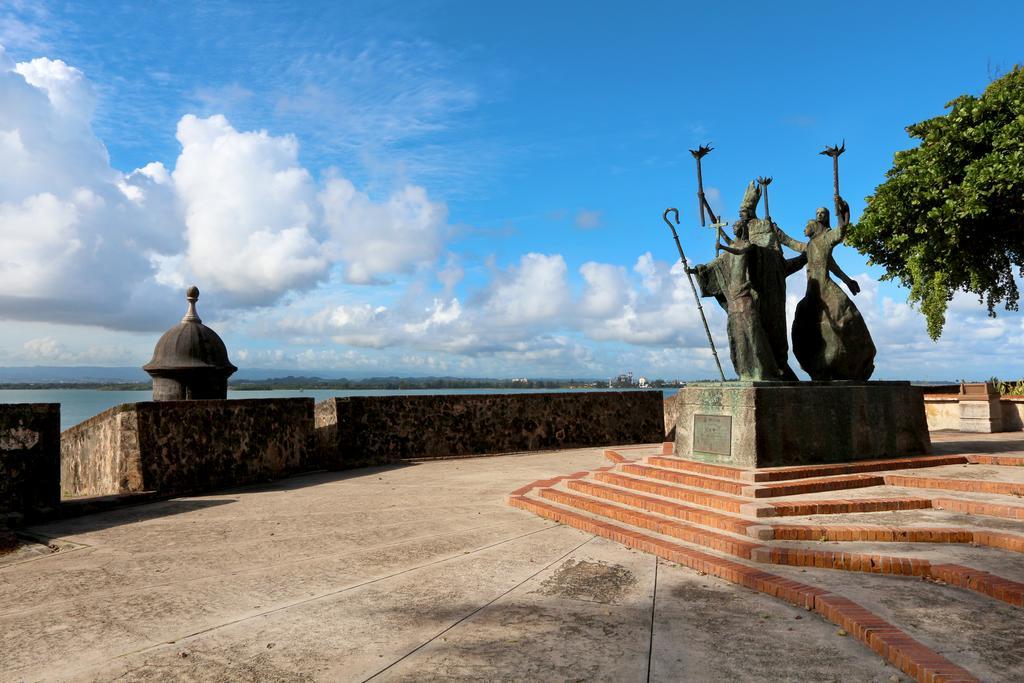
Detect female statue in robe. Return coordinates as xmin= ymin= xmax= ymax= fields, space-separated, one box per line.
xmin=778 ymin=198 xmax=876 ymax=381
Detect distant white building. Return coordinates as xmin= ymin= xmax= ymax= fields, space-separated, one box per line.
xmin=609 ymin=371 xmax=634 ymax=388
xmin=637 ymin=376 xmax=648 ymax=388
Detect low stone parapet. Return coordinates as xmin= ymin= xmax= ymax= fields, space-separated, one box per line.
xmin=663 ymin=394 xmax=681 ymax=441
xmin=61 ymin=398 xmax=316 ymax=498
xmin=0 ymin=403 xmax=60 ymax=524
xmin=316 ymin=391 xmax=665 ymax=468
xmin=922 ymin=392 xmax=1024 ymax=432
xmin=923 ymin=394 xmax=960 ymax=430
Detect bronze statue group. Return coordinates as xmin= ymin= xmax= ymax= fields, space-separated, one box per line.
xmin=688 ymin=181 xmax=876 ymax=382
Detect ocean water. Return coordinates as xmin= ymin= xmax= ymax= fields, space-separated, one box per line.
xmin=0 ymin=387 xmax=675 ymax=431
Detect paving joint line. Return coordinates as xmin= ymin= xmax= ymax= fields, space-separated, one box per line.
xmin=360 ymin=533 xmax=597 ymax=681
xmin=0 ymin=533 xmax=93 ymax=569
xmin=0 ymin=519 xmax=544 ymax=619
xmin=90 ymin=522 xmax=566 ymax=668
xmin=645 ymin=555 xmax=658 ymax=683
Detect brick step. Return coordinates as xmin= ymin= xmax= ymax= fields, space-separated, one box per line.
xmin=966 ymin=454 xmax=1024 ymax=466
xmin=568 ymin=479 xmax=1024 ymax=552
xmin=812 ymin=594 xmax=980 ymax=683
xmin=537 ymin=488 xmax=762 ymax=558
xmin=644 ymin=456 xmax=750 ymax=481
xmin=594 ymin=471 xmax=747 ymax=513
xmin=746 ymin=455 xmax=968 ymax=482
xmin=509 ymin=494 xmax=981 ymax=682
xmin=766 ymin=523 xmax=1024 ymax=552
xmin=756 ymin=546 xmax=1024 ymax=606
xmin=619 ymin=463 xmax=748 ymax=496
xmin=933 ymin=497 xmax=1024 ymax=520
xmin=884 ymin=475 xmax=1024 ymax=497
xmin=756 ymin=497 xmax=934 ymax=517
xmin=771 ymin=525 xmax=971 ymax=544
xmin=931 ymin=563 xmax=1024 ymax=606
xmin=749 ymin=474 xmax=885 ymax=498
xmin=538 ymin=486 xmax=1024 ymax=587
xmin=603 ymin=449 xmax=629 ymax=464
xmin=566 ymin=479 xmax=760 ymax=536
xmin=770 ymin=524 xmax=966 ymax=544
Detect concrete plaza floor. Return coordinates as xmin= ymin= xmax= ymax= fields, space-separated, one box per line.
xmin=2 ymin=440 xmax=1019 ymax=682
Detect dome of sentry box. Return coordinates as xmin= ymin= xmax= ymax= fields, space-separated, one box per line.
xmin=142 ymin=286 xmax=237 ymax=401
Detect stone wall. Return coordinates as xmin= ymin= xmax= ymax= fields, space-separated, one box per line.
xmin=0 ymin=403 xmax=60 ymax=522
xmin=663 ymin=394 xmax=680 ymax=441
xmin=921 ymin=395 xmax=1024 ymax=432
xmin=316 ymin=391 xmax=665 ymax=468
xmin=923 ymin=396 xmax=960 ymax=431
xmin=1003 ymin=398 xmax=1024 ymax=431
xmin=61 ymin=398 xmax=315 ymax=498
xmin=60 ymin=404 xmax=142 ymax=497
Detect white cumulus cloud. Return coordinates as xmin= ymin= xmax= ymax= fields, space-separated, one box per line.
xmin=320 ymin=175 xmax=447 ymax=284
xmin=0 ymin=45 xmax=453 ymax=329
xmin=482 ymin=253 xmax=571 ymax=327
xmin=165 ymin=114 xmax=326 ymax=304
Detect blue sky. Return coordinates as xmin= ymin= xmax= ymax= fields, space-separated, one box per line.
xmin=0 ymin=0 xmax=1021 ymax=380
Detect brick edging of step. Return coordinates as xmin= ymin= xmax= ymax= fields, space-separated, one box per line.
xmin=565 ymin=477 xmax=1024 ymax=553
xmin=745 ymin=455 xmax=969 ymax=482
xmin=654 ymin=452 xmax=972 ymax=482
xmin=604 ymin=449 xmax=629 ymax=464
xmin=966 ymin=454 xmax=1024 ymax=466
xmin=884 ymin=474 xmax=1024 ymax=496
xmin=620 ymin=463 xmax=749 ymax=496
xmin=539 ymin=487 xmax=762 ymax=559
xmin=595 ymin=471 xmax=747 ymax=513
xmin=567 ymin=478 xmax=759 ymax=536
xmin=509 ymin=495 xmax=981 ymax=683
xmin=932 ymin=497 xmax=1024 ymax=520
xmin=743 ymin=474 xmax=886 ymax=498
xmin=749 ymin=545 xmax=1024 ymax=606
xmin=508 ymin=466 xmax=616 ymax=497
xmin=741 ymin=497 xmax=934 ymax=518
xmin=645 ymin=456 xmax=750 ymax=481
xmin=518 ymin=482 xmax=1024 ymax=607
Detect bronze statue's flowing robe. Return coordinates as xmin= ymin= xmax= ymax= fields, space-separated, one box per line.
xmin=694 ymin=241 xmax=783 ymax=382
xmin=791 ymin=228 xmax=876 ymax=380
xmin=744 ymin=219 xmax=800 ymax=380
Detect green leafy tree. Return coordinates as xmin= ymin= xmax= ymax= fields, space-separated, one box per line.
xmin=847 ymin=67 xmax=1024 ymax=339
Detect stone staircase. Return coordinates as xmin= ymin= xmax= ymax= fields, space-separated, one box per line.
xmin=510 ymin=444 xmax=1024 ymax=683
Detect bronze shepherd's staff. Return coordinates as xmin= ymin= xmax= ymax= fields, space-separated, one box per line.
xmin=663 ymin=207 xmax=726 ymax=381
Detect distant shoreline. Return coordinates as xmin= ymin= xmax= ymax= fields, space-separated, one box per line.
xmin=0 ymin=379 xmax=686 ymax=392
xmin=0 ymin=379 xmax=969 ymax=392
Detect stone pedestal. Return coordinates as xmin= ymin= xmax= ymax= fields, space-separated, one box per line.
xmin=674 ymin=382 xmax=931 ymax=468
xmin=958 ymin=383 xmax=1003 ymax=433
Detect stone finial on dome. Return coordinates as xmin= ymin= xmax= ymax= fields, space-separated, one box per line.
xmin=142 ymin=284 xmax=237 ymax=401
xmin=182 ymin=285 xmax=202 ymax=323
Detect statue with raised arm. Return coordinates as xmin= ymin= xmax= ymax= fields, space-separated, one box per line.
xmin=707 ymin=220 xmax=784 ymax=381
xmin=783 ymin=197 xmax=876 ymax=380
xmin=692 ymin=182 xmax=800 ymax=379
xmin=690 ymin=180 xmax=870 ymax=381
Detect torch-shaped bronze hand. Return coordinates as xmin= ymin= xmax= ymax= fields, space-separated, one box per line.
xmin=756 ymin=176 xmax=773 ymax=222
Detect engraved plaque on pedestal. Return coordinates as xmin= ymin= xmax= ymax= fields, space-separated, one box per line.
xmin=693 ymin=414 xmax=731 ymax=455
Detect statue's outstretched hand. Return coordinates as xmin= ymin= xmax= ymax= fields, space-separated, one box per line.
xmin=834 ymin=194 xmax=851 ymax=227
xmin=848 ymin=279 xmax=860 ymax=295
